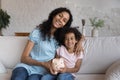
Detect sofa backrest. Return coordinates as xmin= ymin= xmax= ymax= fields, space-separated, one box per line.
xmin=0 ymin=36 xmax=120 ymax=74
xmin=78 ymin=36 xmax=120 ymax=74
xmin=0 ymin=36 xmax=28 ymax=69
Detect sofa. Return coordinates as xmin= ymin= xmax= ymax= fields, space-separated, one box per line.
xmin=0 ymin=36 xmax=120 ymax=80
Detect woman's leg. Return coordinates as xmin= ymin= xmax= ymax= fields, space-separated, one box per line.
xmin=11 ymin=67 xmax=28 ymax=80
xmin=27 ymin=74 xmax=42 ymax=80
xmin=57 ymin=73 xmax=74 ymax=80
xmin=41 ymin=74 xmax=57 ymax=80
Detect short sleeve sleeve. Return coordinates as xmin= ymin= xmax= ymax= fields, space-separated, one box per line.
xmin=29 ymin=28 xmax=40 ymax=43
xmin=56 ymin=46 xmax=65 ymax=57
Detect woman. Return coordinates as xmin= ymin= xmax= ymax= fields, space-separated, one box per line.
xmin=11 ymin=7 xmax=83 ymax=80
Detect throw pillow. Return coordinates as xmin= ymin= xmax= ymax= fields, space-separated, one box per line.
xmin=105 ymin=59 xmax=120 ymax=80
xmin=0 ymin=61 xmax=7 ymax=73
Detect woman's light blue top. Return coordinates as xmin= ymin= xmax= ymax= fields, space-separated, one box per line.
xmin=15 ymin=28 xmax=59 ymax=75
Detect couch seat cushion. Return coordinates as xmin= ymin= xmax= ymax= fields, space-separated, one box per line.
xmin=0 ymin=69 xmax=12 ymax=80
xmin=0 ymin=61 xmax=7 ymax=73
xmin=75 ymin=73 xmax=105 ymax=80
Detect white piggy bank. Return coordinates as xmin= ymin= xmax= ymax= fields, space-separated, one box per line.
xmin=52 ymin=58 xmax=65 ymax=74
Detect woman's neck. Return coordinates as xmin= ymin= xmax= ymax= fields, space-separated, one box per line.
xmin=50 ymin=26 xmax=57 ymax=36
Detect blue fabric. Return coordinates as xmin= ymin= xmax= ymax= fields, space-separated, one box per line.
xmin=27 ymin=74 xmax=42 ymax=80
xmin=11 ymin=67 xmax=28 ymax=80
xmin=11 ymin=67 xmax=43 ymax=80
xmin=41 ymin=73 xmax=74 ymax=80
xmin=41 ymin=74 xmax=57 ymax=80
xmin=57 ymin=73 xmax=74 ymax=80
xmin=15 ymin=28 xmax=59 ymax=75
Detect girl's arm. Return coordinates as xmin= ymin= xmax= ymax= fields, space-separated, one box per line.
xmin=21 ymin=40 xmax=51 ymax=70
xmin=75 ymin=35 xmax=85 ymax=55
xmin=59 ymin=59 xmax=82 ymax=73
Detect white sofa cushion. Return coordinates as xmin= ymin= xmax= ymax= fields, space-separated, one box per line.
xmin=75 ymin=73 xmax=105 ymax=80
xmin=0 ymin=69 xmax=12 ymax=80
xmin=105 ymin=59 xmax=120 ymax=80
xmin=0 ymin=61 xmax=7 ymax=73
xmin=78 ymin=37 xmax=120 ymax=74
xmin=0 ymin=36 xmax=28 ymax=69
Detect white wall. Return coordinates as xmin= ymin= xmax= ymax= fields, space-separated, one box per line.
xmin=1 ymin=0 xmax=120 ymax=36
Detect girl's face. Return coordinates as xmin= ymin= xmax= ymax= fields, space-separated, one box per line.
xmin=52 ymin=11 xmax=70 ymax=29
xmin=64 ymin=33 xmax=77 ymax=50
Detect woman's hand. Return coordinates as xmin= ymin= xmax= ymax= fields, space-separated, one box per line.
xmin=74 ymin=35 xmax=85 ymax=55
xmin=44 ymin=60 xmax=56 ymax=75
xmin=49 ymin=63 xmax=56 ymax=75
xmin=74 ymin=41 xmax=84 ymax=55
xmin=43 ymin=60 xmax=52 ymax=70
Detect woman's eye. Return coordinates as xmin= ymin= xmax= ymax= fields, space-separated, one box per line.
xmin=59 ymin=14 xmax=62 ymax=17
xmin=63 ymin=19 xmax=67 ymax=23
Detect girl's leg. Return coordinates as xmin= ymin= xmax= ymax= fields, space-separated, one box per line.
xmin=41 ymin=74 xmax=57 ymax=80
xmin=27 ymin=74 xmax=42 ymax=80
xmin=11 ymin=67 xmax=28 ymax=80
xmin=57 ymin=73 xmax=74 ymax=80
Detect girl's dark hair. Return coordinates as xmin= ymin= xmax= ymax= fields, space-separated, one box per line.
xmin=37 ymin=7 xmax=73 ymax=43
xmin=62 ymin=27 xmax=82 ymax=45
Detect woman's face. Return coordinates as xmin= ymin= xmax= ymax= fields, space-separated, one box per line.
xmin=52 ymin=11 xmax=70 ymax=29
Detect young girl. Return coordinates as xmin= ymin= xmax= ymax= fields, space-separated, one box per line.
xmin=41 ymin=27 xmax=83 ymax=80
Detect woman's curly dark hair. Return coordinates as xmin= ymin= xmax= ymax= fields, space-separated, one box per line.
xmin=37 ymin=7 xmax=73 ymax=44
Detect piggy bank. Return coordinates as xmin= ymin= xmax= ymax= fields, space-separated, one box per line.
xmin=52 ymin=58 xmax=65 ymax=74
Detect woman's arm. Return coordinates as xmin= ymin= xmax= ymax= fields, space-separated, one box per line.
xmin=59 ymin=59 xmax=82 ymax=73
xmin=75 ymin=35 xmax=85 ymax=55
xmin=21 ymin=40 xmax=51 ymax=70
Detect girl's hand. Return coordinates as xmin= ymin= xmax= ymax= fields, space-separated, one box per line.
xmin=59 ymin=68 xmax=66 ymax=73
xmin=59 ymin=65 xmax=67 ymax=73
